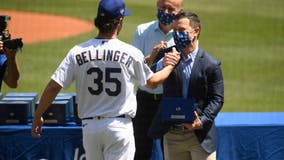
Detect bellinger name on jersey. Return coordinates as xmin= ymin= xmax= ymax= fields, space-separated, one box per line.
xmin=75 ymin=49 xmax=134 ymax=68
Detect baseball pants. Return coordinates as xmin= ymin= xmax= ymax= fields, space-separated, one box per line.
xmin=82 ymin=117 xmax=135 ymax=160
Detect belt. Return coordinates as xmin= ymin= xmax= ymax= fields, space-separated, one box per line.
xmin=82 ymin=115 xmax=127 ymax=120
xmin=169 ymin=124 xmax=190 ymax=134
xmin=137 ymin=89 xmax=163 ymax=101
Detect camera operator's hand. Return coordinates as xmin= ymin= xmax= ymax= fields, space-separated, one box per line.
xmin=0 ymin=41 xmax=3 ymax=51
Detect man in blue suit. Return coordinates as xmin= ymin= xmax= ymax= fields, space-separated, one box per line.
xmin=148 ymin=11 xmax=224 ymax=160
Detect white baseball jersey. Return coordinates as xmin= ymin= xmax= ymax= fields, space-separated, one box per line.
xmin=51 ymin=38 xmax=153 ymax=119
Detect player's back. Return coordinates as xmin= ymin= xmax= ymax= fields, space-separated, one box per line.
xmin=70 ymin=38 xmax=151 ymax=119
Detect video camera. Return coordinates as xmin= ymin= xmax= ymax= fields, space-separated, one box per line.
xmin=0 ymin=15 xmax=23 ymax=51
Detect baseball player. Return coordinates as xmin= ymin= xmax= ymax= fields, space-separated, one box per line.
xmin=31 ymin=0 xmax=180 ymax=160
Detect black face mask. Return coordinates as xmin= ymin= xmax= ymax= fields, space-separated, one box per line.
xmin=157 ymin=10 xmax=175 ymax=26
xmin=173 ymin=31 xmax=192 ymax=49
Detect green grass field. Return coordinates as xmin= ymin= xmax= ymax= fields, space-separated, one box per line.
xmin=1 ymin=0 xmax=283 ymax=112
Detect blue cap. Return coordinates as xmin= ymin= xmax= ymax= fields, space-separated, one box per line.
xmin=97 ymin=0 xmax=131 ymax=20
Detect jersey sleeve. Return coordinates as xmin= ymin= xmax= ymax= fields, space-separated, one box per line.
xmin=133 ymin=54 xmax=154 ymax=86
xmin=51 ymin=49 xmax=75 ymax=89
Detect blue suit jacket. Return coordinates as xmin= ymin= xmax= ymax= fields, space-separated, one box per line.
xmin=148 ymin=48 xmax=224 ymax=153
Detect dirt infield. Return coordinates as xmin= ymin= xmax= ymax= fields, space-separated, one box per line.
xmin=0 ymin=10 xmax=94 ymax=44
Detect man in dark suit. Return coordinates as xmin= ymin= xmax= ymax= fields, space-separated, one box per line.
xmin=148 ymin=11 xmax=224 ymax=160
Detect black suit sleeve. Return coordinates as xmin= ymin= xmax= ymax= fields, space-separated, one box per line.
xmin=199 ymin=61 xmax=224 ymax=130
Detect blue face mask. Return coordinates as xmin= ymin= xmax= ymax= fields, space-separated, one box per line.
xmin=157 ymin=10 xmax=175 ymax=26
xmin=173 ymin=31 xmax=192 ymax=49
